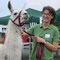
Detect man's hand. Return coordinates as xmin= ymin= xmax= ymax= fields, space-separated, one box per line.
xmin=34 ymin=36 xmax=45 ymax=43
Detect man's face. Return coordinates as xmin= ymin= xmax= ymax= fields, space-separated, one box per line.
xmin=42 ymin=9 xmax=53 ymax=23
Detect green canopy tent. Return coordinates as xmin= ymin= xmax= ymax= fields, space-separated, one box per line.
xmin=26 ymin=16 xmax=40 ymax=24
xmin=0 ymin=8 xmax=60 ymax=25
xmin=26 ymin=8 xmax=42 ymax=17
xmin=54 ymin=9 xmax=60 ymax=30
xmin=56 ymin=9 xmax=60 ymax=22
xmin=0 ymin=15 xmax=10 ymax=25
xmin=26 ymin=8 xmax=42 ymax=24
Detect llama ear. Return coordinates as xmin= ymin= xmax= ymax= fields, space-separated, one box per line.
xmin=8 ymin=1 xmax=14 ymax=13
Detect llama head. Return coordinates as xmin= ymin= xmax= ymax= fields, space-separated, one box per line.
xmin=8 ymin=1 xmax=29 ymax=27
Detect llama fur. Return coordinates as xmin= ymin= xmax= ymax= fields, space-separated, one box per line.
xmin=0 ymin=20 xmax=23 ymax=60
xmin=0 ymin=1 xmax=28 ymax=60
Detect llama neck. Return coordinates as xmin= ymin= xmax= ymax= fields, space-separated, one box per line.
xmin=4 ymin=21 xmax=23 ymax=60
xmin=7 ymin=20 xmax=21 ymax=33
xmin=5 ymin=20 xmax=23 ymax=45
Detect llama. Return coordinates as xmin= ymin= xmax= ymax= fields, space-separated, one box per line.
xmin=0 ymin=1 xmax=29 ymax=60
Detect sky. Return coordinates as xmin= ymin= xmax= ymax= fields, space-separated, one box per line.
xmin=0 ymin=0 xmax=60 ymax=17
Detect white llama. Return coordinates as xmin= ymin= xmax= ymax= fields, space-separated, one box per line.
xmin=0 ymin=1 xmax=29 ymax=60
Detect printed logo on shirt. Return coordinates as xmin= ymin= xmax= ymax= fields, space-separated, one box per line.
xmin=45 ymin=34 xmax=50 ymax=38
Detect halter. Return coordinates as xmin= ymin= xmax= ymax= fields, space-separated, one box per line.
xmin=11 ymin=10 xmax=24 ymax=27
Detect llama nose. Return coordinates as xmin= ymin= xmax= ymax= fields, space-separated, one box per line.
xmin=26 ymin=15 xmax=28 ymax=19
xmin=24 ymin=14 xmax=29 ymax=20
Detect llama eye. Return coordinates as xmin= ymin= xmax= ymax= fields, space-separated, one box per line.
xmin=14 ymin=13 xmax=17 ymax=15
xmin=23 ymin=13 xmax=27 ymax=15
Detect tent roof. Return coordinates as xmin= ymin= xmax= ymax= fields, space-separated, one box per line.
xmin=56 ymin=9 xmax=60 ymax=21
xmin=0 ymin=8 xmax=60 ymax=25
xmin=56 ymin=9 xmax=60 ymax=15
xmin=0 ymin=15 xmax=10 ymax=25
xmin=26 ymin=8 xmax=42 ymax=17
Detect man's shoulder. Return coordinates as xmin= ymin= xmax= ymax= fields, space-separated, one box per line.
xmin=51 ymin=24 xmax=59 ymax=31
